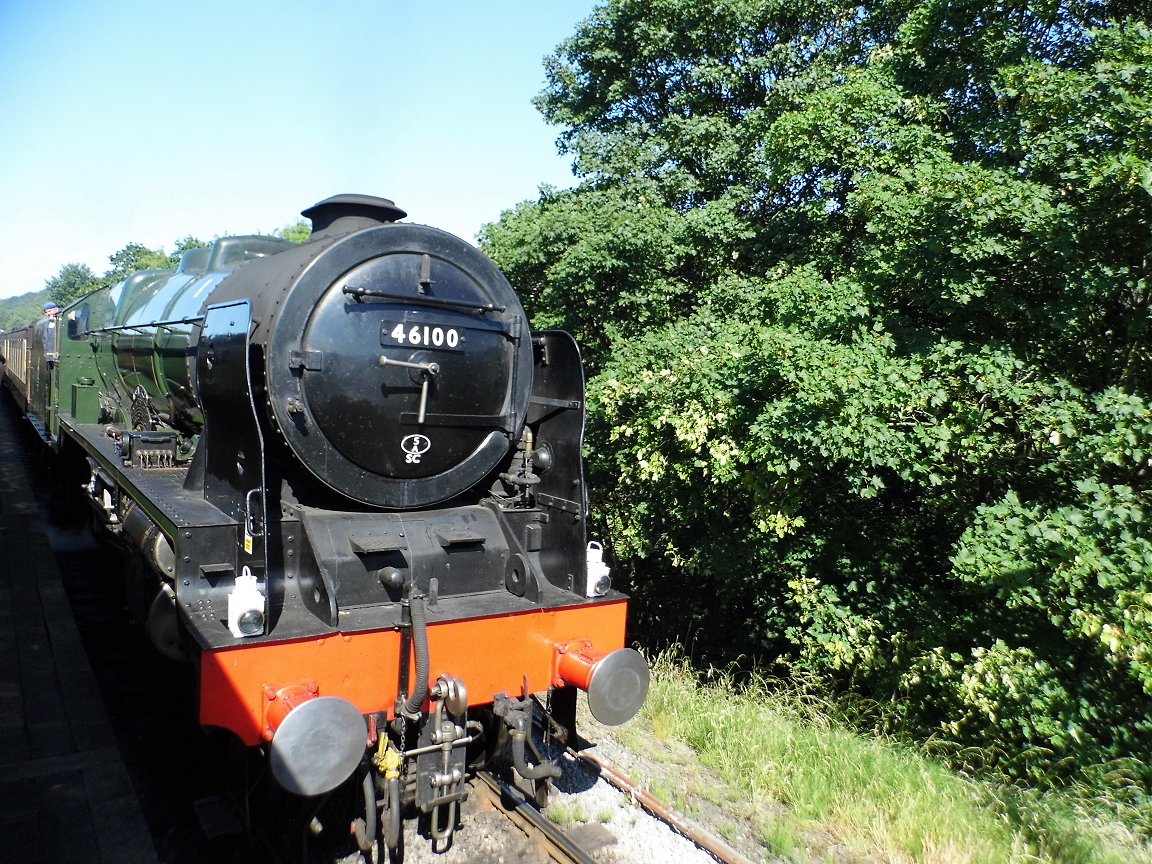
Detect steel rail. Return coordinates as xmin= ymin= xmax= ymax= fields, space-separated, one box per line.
xmin=530 ymin=698 xmax=759 ymax=864
xmin=571 ymin=749 xmax=761 ymax=864
xmin=473 ymin=770 xmax=599 ymax=864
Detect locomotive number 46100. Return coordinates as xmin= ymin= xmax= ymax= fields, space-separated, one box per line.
xmin=387 ymin=322 xmax=462 ymax=349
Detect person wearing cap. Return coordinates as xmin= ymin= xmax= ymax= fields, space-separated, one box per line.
xmin=43 ymin=302 xmax=61 ymax=317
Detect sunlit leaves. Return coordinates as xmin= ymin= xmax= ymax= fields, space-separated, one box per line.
xmin=484 ymin=0 xmax=1152 ymax=785
xmin=45 ymin=262 xmax=101 ymax=307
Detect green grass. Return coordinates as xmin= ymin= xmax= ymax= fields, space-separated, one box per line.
xmin=637 ymin=651 xmax=1152 ymax=864
xmin=546 ymin=800 xmax=590 ymax=827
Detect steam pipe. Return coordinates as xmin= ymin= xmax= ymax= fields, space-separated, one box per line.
xmin=511 ymin=729 xmax=561 ymax=780
xmin=353 ymin=770 xmax=377 ymax=853
xmin=401 ymin=593 xmax=429 ymax=717
xmin=385 ymin=774 xmax=401 ymax=851
xmin=509 ymin=704 xmax=561 ymax=780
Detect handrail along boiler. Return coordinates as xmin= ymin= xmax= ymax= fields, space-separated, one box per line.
xmin=0 ymin=195 xmax=649 ymax=854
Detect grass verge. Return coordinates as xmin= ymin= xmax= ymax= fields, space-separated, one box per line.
xmin=635 ymin=651 xmax=1152 ymax=864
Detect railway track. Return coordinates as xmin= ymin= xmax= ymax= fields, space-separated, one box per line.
xmin=569 ymin=750 xmax=760 ymax=864
xmin=472 ymin=770 xmax=605 ymax=864
xmin=394 ymin=746 xmax=763 ymax=864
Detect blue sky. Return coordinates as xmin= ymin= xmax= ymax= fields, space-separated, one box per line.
xmin=0 ymin=0 xmax=597 ymax=299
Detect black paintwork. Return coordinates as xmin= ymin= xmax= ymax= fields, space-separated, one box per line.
xmin=48 ymin=198 xmax=612 ymax=658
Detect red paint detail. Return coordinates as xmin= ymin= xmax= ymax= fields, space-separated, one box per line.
xmin=263 ymin=683 xmax=319 ymax=739
xmin=199 ymin=601 xmax=629 ymax=745
xmin=554 ymin=639 xmax=608 ymax=690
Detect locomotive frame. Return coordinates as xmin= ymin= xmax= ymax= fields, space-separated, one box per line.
xmin=0 ymin=195 xmax=648 ymax=859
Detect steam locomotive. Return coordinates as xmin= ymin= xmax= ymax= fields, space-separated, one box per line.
xmin=1 ymin=195 xmax=648 ymax=858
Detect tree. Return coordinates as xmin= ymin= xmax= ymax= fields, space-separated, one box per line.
xmin=0 ymin=289 xmax=52 ymax=330
xmin=102 ymin=238 xmax=210 ymax=283
xmin=105 ymin=242 xmax=176 ymax=283
xmin=277 ymin=220 xmax=311 ymax=244
xmin=483 ymin=1 xmax=1152 ymax=784
xmin=172 ymin=235 xmax=209 ymax=260
xmin=45 ymin=262 xmax=100 ymax=307
xmin=31 ymin=237 xmax=212 ymax=317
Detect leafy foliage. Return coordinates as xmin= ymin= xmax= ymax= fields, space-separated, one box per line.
xmin=28 ymin=235 xmax=212 ymax=313
xmin=105 ymin=243 xmax=173 ymax=284
xmin=483 ymin=1 xmax=1152 ymax=789
xmin=277 ymin=220 xmax=312 ymax=244
xmin=45 ymin=263 xmax=101 ymax=308
xmin=0 ymin=288 xmax=52 ymax=331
